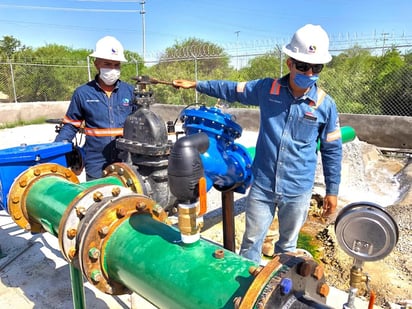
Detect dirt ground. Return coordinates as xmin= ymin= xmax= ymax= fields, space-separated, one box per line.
xmin=201 ymin=145 xmax=412 ymax=308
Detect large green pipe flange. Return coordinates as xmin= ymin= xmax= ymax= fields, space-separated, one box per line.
xmin=75 ymin=190 xmax=169 ymax=294
xmin=58 ymin=184 xmax=131 ymax=263
xmin=7 ymin=163 xmax=79 ymax=232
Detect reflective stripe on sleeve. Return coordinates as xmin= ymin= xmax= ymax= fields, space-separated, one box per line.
xmin=326 ymin=129 xmax=342 ymax=142
xmin=236 ymin=82 xmax=247 ymax=93
xmin=84 ymin=127 xmax=124 ymax=137
xmin=270 ymin=79 xmax=280 ymax=95
xmin=62 ymin=116 xmax=83 ymax=128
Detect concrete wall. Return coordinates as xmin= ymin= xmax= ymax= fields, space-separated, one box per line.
xmin=1 ymin=102 xmax=411 ymax=150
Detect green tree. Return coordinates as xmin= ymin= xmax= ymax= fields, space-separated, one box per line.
xmin=240 ymin=51 xmax=283 ymax=80
xmin=320 ymin=46 xmax=377 ymax=113
xmin=16 ymin=44 xmax=89 ymax=101
xmin=147 ymin=38 xmax=232 ymax=106
xmin=377 ymin=49 xmax=412 ymax=116
xmin=0 ymin=36 xmax=29 ymax=101
xmin=0 ymin=35 xmax=26 ymax=59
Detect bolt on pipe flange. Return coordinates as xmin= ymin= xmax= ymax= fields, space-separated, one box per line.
xmin=76 ymin=190 xmax=169 ymax=294
xmin=238 ymin=252 xmax=329 ymax=309
xmin=8 ymin=163 xmax=79 ymax=231
xmin=102 ymin=162 xmax=145 ymax=195
xmin=58 ymin=185 xmax=131 ymax=263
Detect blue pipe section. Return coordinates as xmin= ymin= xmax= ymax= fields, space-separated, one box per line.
xmin=180 ymin=105 xmax=253 ymax=194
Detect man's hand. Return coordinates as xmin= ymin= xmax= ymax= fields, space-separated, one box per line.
xmin=322 ymin=195 xmax=338 ymax=218
xmin=173 ymin=79 xmax=196 ymax=89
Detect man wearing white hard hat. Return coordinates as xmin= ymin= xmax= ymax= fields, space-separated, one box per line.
xmin=172 ymin=24 xmax=342 ymax=264
xmin=55 ymin=36 xmax=137 ymax=180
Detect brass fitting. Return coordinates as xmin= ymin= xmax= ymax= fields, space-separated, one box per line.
xmin=178 ymin=202 xmax=203 ymax=244
xmin=349 ymin=265 xmax=368 ymax=295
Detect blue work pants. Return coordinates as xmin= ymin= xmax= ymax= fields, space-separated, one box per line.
xmin=239 ymin=183 xmax=312 ymax=263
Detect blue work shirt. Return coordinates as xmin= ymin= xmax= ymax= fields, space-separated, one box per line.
xmin=55 ymin=76 xmax=137 ymax=179
xmin=196 ymin=75 xmax=342 ymax=196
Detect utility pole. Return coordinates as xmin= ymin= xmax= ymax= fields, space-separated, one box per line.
xmin=275 ymin=44 xmax=283 ymax=77
xmin=235 ymin=31 xmax=240 ymax=70
xmin=381 ymin=32 xmax=389 ymax=56
xmin=140 ymin=1 xmax=146 ymax=63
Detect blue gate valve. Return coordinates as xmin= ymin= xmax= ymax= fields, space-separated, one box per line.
xmin=180 ymin=105 xmax=253 ymax=194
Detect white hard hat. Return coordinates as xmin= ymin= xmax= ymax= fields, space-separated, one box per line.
xmin=282 ymin=24 xmax=332 ymax=64
xmin=89 ymin=36 xmax=127 ymax=62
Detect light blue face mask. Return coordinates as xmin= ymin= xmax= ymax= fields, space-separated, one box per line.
xmin=294 ymin=73 xmax=319 ymax=89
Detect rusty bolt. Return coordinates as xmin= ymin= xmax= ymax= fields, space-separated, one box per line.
xmin=68 ymin=247 xmax=77 ymax=260
xmin=88 ymin=247 xmax=100 ymax=260
xmin=256 ymin=302 xmax=265 ymax=309
xmin=116 ymin=207 xmax=127 ymax=218
xmin=99 ymin=226 xmax=109 ymax=237
xmin=11 ymin=195 xmax=20 ymax=204
xmin=136 ymin=202 xmax=147 ymax=211
xmin=108 ymin=165 xmax=116 ymax=172
xmin=111 ymin=187 xmax=121 ymax=197
xmin=233 ymin=297 xmax=242 ymax=308
xmin=214 ymin=249 xmax=225 ymax=259
xmin=152 ymin=204 xmax=162 ymax=216
xmin=93 ymin=191 xmax=104 ymax=202
xmin=19 ymin=179 xmax=27 ymax=187
xmin=66 ymin=228 xmax=77 ymax=239
xmin=318 ymin=283 xmax=330 ymax=297
xmin=90 ymin=270 xmax=102 ymax=283
xmin=118 ymin=168 xmax=125 ymax=176
xmin=51 ymin=165 xmax=58 ymax=173
xmin=102 ymin=170 xmax=108 ymax=176
xmin=313 ymin=264 xmax=324 ymax=280
xmin=75 ymin=206 xmax=86 ymax=218
xmin=104 ymin=284 xmax=113 ymax=294
xmin=249 ymin=265 xmax=263 ymax=276
xmin=65 ymin=170 xmax=72 ymax=178
xmin=297 ymin=261 xmax=312 ymax=277
xmin=33 ymin=168 xmax=41 ymax=176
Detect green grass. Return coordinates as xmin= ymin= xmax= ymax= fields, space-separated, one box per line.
xmin=297 ymin=232 xmax=320 ymax=261
xmin=0 ymin=118 xmax=48 ymax=130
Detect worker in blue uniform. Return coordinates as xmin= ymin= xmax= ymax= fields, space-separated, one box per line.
xmin=172 ymin=24 xmax=342 ymax=264
xmin=55 ymin=36 xmax=137 ymax=180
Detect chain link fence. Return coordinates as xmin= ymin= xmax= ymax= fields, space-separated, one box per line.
xmin=1 ymin=45 xmax=411 ymax=117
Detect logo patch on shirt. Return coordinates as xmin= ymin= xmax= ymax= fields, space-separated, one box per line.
xmin=122 ymin=98 xmax=130 ymax=106
xmin=304 ymin=111 xmax=317 ymax=121
xmin=269 ymin=98 xmax=283 ymax=104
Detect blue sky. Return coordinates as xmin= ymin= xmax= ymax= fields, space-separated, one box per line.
xmin=1 ymin=0 xmax=411 ymax=62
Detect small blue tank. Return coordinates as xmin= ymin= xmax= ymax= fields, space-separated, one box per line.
xmin=0 ymin=142 xmax=72 ymax=212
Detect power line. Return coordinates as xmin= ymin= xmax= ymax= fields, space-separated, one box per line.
xmin=0 ymin=19 xmax=138 ymax=34
xmin=0 ymin=4 xmax=138 ymax=13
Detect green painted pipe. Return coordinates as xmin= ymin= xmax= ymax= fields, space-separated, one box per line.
xmin=69 ymin=263 xmax=86 ymax=309
xmin=246 ymin=125 xmax=356 ymax=159
xmin=104 ymin=214 xmax=256 ymax=309
xmin=25 ymin=176 xmax=124 ymax=236
xmin=24 ymin=174 xmax=258 ymax=309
